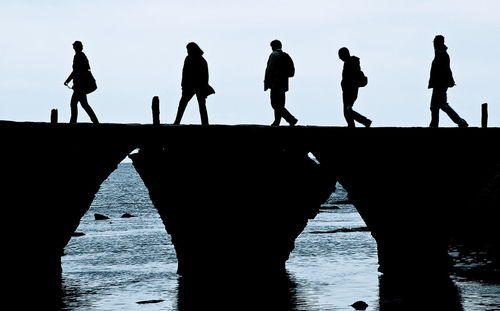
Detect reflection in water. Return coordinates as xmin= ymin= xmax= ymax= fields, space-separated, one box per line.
xmin=29 ymin=269 xmax=470 ymax=311
xmin=175 ymin=272 xmax=467 ymax=311
xmin=379 ymin=273 xmax=464 ymax=311
xmin=177 ymin=272 xmax=304 ymax=311
xmin=29 ymin=276 xmax=94 ymax=311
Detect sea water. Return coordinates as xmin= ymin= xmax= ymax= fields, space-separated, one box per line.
xmin=59 ymin=163 xmax=499 ymax=310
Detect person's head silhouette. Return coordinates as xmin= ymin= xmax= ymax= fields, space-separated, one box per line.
xmin=338 ymin=47 xmax=350 ymax=61
xmin=433 ymin=35 xmax=445 ymax=49
xmin=73 ymin=41 xmax=83 ymax=52
xmin=186 ymin=42 xmax=204 ymax=56
xmin=270 ymin=40 xmax=282 ymax=51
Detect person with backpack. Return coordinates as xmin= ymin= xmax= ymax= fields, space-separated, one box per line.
xmin=338 ymin=47 xmax=371 ymax=128
xmin=264 ymin=40 xmax=298 ymax=126
xmin=428 ymin=35 xmax=468 ymax=128
xmin=64 ymin=41 xmax=99 ymax=124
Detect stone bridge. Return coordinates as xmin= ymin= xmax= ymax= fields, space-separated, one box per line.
xmin=2 ymin=121 xmax=498 ymax=282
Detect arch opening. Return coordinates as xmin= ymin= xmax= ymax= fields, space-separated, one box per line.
xmin=61 ymin=162 xmax=179 ymax=308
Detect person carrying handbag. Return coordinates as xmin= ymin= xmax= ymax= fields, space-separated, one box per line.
xmin=64 ymin=41 xmax=99 ymax=124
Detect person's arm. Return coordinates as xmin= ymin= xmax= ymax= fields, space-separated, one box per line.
xmin=445 ymin=53 xmax=456 ymax=87
xmin=64 ymin=72 xmax=73 ymax=86
xmin=65 ymin=55 xmax=75 ymax=85
xmin=264 ymin=54 xmax=275 ymax=91
xmin=202 ymin=58 xmax=209 ymax=85
xmin=181 ymin=57 xmax=189 ymax=88
xmin=287 ymin=53 xmax=295 ymax=77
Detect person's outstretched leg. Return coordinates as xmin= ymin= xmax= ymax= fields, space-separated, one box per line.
xmin=281 ymin=107 xmax=297 ymax=126
xmin=351 ymin=109 xmax=371 ymax=127
xmin=441 ymin=103 xmax=468 ymax=127
xmin=79 ymin=94 xmax=99 ymax=124
xmin=276 ymin=92 xmax=297 ymax=126
xmin=174 ymin=91 xmax=194 ymax=124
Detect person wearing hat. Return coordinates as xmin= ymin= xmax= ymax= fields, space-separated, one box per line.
xmin=64 ymin=41 xmax=99 ymax=124
xmin=428 ymin=35 xmax=467 ymax=128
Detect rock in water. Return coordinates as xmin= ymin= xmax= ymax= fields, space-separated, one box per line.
xmin=121 ymin=213 xmax=135 ymax=218
xmin=136 ymin=299 xmax=164 ymax=304
xmin=351 ymin=300 xmax=368 ymax=310
xmin=94 ymin=213 xmax=110 ymax=220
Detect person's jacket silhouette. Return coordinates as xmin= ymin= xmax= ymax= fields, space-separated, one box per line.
xmin=428 ymin=44 xmax=455 ymax=89
xmin=264 ymin=49 xmax=295 ymax=92
xmin=67 ymin=51 xmax=91 ymax=92
xmin=182 ymin=51 xmax=210 ymax=93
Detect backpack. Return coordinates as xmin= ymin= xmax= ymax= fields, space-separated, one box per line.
xmin=358 ymin=70 xmax=368 ymax=87
xmin=351 ymin=56 xmax=367 ymax=87
xmin=281 ymin=52 xmax=295 ymax=78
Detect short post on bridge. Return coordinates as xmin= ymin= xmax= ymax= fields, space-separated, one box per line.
xmin=481 ymin=103 xmax=488 ymax=128
xmin=152 ymin=96 xmax=160 ymax=125
xmin=50 ymin=109 xmax=58 ymax=124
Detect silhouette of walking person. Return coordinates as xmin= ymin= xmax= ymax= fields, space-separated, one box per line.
xmin=64 ymin=41 xmax=99 ymax=124
xmin=174 ymin=42 xmax=214 ymax=125
xmin=338 ymin=47 xmax=371 ymax=128
xmin=264 ymin=40 xmax=298 ymax=126
xmin=428 ymin=35 xmax=468 ymax=128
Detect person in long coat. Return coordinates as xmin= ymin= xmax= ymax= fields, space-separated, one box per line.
xmin=428 ymin=35 xmax=468 ymax=127
xmin=174 ymin=42 xmax=214 ymax=125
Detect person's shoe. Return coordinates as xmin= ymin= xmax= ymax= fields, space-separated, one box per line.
xmin=365 ymin=119 xmax=372 ymax=128
xmin=459 ymin=121 xmax=469 ymax=128
xmin=289 ymin=118 xmax=298 ymax=126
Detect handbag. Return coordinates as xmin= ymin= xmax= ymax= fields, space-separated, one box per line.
xmin=83 ymin=70 xmax=98 ymax=94
xmin=203 ymin=84 xmax=215 ymax=97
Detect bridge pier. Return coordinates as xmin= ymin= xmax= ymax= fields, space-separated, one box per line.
xmin=2 ymin=122 xmax=135 ymax=284
xmin=130 ymin=130 xmax=334 ymax=276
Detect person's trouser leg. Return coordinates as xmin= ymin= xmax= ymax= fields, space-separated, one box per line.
xmin=196 ymin=93 xmax=209 ymax=125
xmin=271 ymin=89 xmax=296 ymax=126
xmin=174 ymin=91 xmax=195 ymax=124
xmin=430 ymin=107 xmax=440 ymax=128
xmin=441 ymin=103 xmax=468 ymax=127
xmin=270 ymin=89 xmax=284 ymax=126
xmin=281 ymin=105 xmax=297 ymax=125
xmin=430 ymin=87 xmax=467 ymax=127
xmin=342 ymin=89 xmax=357 ymax=127
xmin=70 ymin=92 xmax=79 ymax=123
xmin=430 ymin=88 xmax=445 ymax=127
xmin=79 ymin=93 xmax=99 ymax=124
xmin=351 ymin=109 xmax=370 ymax=126
xmin=344 ymin=87 xmax=370 ymax=127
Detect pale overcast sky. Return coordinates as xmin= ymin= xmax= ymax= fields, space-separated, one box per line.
xmin=1 ymin=0 xmax=499 ymax=126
